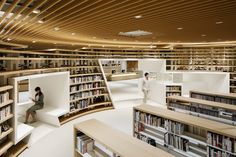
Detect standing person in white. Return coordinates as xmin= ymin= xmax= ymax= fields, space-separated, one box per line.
xmin=142 ymin=72 xmax=150 ymax=104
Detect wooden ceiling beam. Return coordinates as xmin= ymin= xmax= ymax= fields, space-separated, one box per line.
xmin=3 ymin=0 xmax=63 ymax=40
xmin=1 ymin=0 xmax=48 ymax=39
xmin=67 ymin=0 xmax=233 ymax=29
xmin=9 ymin=0 xmax=91 ymax=40
xmin=0 ymin=0 xmax=34 ymax=31
xmin=0 ymin=0 xmax=21 ymax=25
xmin=0 ymin=0 xmax=7 ymax=11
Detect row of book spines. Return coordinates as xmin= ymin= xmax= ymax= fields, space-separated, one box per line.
xmin=70 ymin=97 xmax=110 ymax=110
xmin=70 ymin=90 xmax=104 ymax=100
xmin=70 ymin=76 xmax=103 ymax=82
xmin=134 ymin=111 xmax=163 ymax=127
xmin=207 ymin=147 xmax=233 ymax=157
xmin=166 ymin=93 xmax=181 ymax=97
xmin=164 ymin=120 xmax=185 ymax=135
xmin=76 ymin=60 xmax=98 ymax=66
xmin=0 ymin=92 xmax=9 ymax=104
xmin=207 ymin=132 xmax=236 ymax=153
xmin=169 ymin=103 xmax=219 ymax=116
xmin=0 ymin=106 xmax=11 ymax=121
xmin=70 ymin=83 xmax=103 ymax=92
xmin=135 ymin=110 xmax=206 ymax=138
xmin=164 ymin=133 xmax=189 ymax=152
xmin=76 ymin=133 xmax=94 ymax=154
xmin=166 ymin=86 xmax=181 ymax=91
xmin=135 ymin=111 xmax=184 ymax=135
xmin=191 ymin=93 xmax=236 ymax=105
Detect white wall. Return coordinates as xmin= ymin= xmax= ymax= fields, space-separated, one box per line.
xmin=172 ymin=72 xmax=230 ymax=95
xmin=138 ymin=59 xmax=166 ymax=74
xmin=29 ymin=72 xmax=70 ymax=110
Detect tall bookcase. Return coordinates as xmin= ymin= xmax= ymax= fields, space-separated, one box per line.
xmin=59 ymin=60 xmax=113 ymax=124
xmin=134 ymin=105 xmax=236 ymax=157
xmin=0 ymin=85 xmax=14 ymax=156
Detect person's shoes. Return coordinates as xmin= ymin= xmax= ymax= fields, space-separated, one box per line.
xmin=24 ymin=121 xmax=28 ymax=124
xmin=30 ymin=120 xmax=37 ymax=123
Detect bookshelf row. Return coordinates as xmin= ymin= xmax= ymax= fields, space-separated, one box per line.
xmin=134 ymin=105 xmax=236 ymax=157
xmin=167 ymin=95 xmax=236 ymax=126
xmin=1 ymin=46 xmax=235 ymax=93
xmin=74 ymin=119 xmax=174 ymax=157
xmin=190 ymin=90 xmax=236 ymax=105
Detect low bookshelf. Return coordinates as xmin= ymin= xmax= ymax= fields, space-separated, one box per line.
xmin=167 ymin=95 xmax=236 ymax=126
xmin=134 ymin=105 xmax=236 ymax=157
xmin=190 ymin=90 xmax=236 ymax=105
xmin=74 ymin=119 xmax=174 ymax=157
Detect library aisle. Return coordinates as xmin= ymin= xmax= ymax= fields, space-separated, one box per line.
xmin=19 ymin=100 xmax=164 ymax=157
xmin=107 ymin=79 xmax=142 ymax=102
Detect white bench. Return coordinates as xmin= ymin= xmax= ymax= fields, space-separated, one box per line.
xmin=37 ymin=106 xmax=68 ymax=126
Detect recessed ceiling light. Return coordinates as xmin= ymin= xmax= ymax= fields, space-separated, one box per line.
xmin=6 ymin=38 xmax=11 ymax=41
xmin=150 ymin=45 xmax=156 ymax=48
xmin=38 ymin=20 xmax=44 ymax=24
xmin=119 ymin=30 xmax=152 ymax=37
xmin=82 ymin=47 xmax=87 ymax=49
xmin=54 ymin=27 xmax=60 ymax=31
xmin=54 ymin=43 xmax=57 ymax=44
xmin=33 ymin=9 xmax=40 ymax=14
xmin=32 ymin=41 xmax=36 ymax=43
xmin=71 ymin=33 xmax=76 ymax=35
xmin=216 ymin=21 xmax=223 ymax=24
xmin=177 ymin=27 xmax=183 ymax=30
xmin=102 ymin=45 xmax=105 ymax=47
xmin=134 ymin=15 xmax=142 ymax=19
xmin=201 ymin=34 xmax=206 ymax=37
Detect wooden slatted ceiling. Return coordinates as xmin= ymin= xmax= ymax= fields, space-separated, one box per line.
xmin=0 ymin=0 xmax=236 ymax=49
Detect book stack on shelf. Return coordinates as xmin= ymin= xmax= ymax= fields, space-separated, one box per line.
xmin=166 ymin=85 xmax=182 ymax=103
xmin=207 ymin=132 xmax=236 ymax=156
xmin=133 ymin=105 xmax=236 ymax=157
xmin=0 ymin=85 xmax=14 ymax=156
xmin=190 ymin=90 xmax=236 ymax=105
xmin=166 ymin=86 xmax=182 ymax=97
xmin=76 ymin=132 xmax=94 ymax=155
xmin=231 ymin=73 xmax=236 ymax=93
xmin=167 ymin=95 xmax=236 ymax=125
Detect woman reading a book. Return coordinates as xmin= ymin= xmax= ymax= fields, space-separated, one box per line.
xmin=25 ymin=87 xmax=44 ymax=124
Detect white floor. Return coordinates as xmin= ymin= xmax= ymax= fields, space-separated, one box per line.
xmin=107 ymin=79 xmax=143 ymax=101
xmin=19 ymin=80 xmax=164 ymax=157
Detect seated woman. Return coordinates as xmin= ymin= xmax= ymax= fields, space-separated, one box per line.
xmin=24 ymin=87 xmax=44 ymax=124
